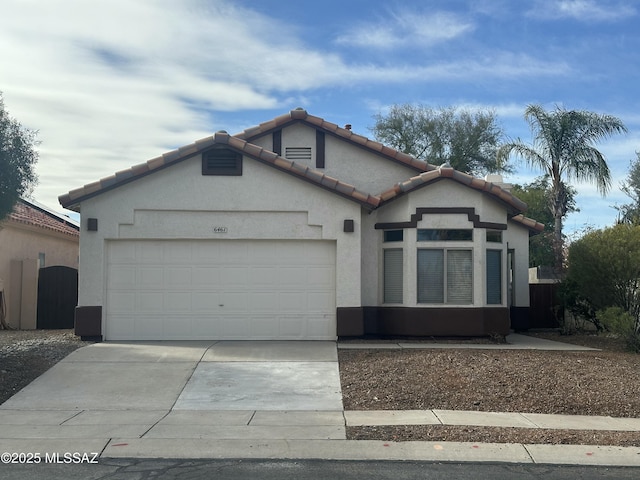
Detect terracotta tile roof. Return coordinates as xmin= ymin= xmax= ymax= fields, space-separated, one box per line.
xmin=59 ymin=131 xmax=381 ymax=211
xmin=58 ymin=109 xmax=540 ymax=233
xmin=379 ymin=164 xmax=529 ymax=213
xmin=5 ymin=199 xmax=79 ymax=238
xmin=510 ymin=214 xmax=545 ymax=233
xmin=235 ymin=108 xmax=433 ymax=173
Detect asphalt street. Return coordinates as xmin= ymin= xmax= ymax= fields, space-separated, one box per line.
xmin=1 ymin=459 xmax=640 ymax=480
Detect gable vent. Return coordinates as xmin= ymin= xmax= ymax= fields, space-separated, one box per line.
xmin=202 ymin=148 xmax=242 ymax=176
xmin=285 ymin=147 xmax=312 ymax=161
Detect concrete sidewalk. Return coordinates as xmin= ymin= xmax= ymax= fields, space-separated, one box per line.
xmin=1 ymin=335 xmax=639 ymax=467
xmin=2 ymin=407 xmax=639 ymax=466
xmin=338 ymin=333 xmax=600 ymax=351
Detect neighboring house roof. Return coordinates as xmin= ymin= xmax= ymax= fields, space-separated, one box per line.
xmin=4 ymin=199 xmax=79 ymax=238
xmin=57 ymin=108 xmax=543 ymax=233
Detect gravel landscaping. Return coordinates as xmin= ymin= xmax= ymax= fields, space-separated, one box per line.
xmin=0 ymin=329 xmax=91 ymax=404
xmin=339 ymin=332 xmax=640 ymax=446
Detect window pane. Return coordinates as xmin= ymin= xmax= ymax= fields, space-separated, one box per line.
xmin=384 ymin=249 xmax=403 ymax=303
xmin=486 ymin=250 xmax=502 ymax=304
xmin=384 ymin=230 xmax=403 ymax=242
xmin=446 ymin=230 xmax=473 ymax=241
xmin=447 ymin=250 xmax=473 ymax=304
xmin=486 ymin=230 xmax=503 ymax=243
xmin=417 ymin=229 xmax=472 ymax=241
xmin=417 ymin=229 xmax=440 ymax=241
xmin=417 ymin=249 xmax=444 ymax=303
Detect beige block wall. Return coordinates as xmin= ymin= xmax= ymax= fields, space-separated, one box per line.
xmin=0 ymin=223 xmax=78 ymax=329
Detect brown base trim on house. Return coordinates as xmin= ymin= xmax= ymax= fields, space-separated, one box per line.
xmin=74 ymin=306 xmax=103 ymax=341
xmin=336 ymin=307 xmax=365 ymax=336
xmin=510 ymin=306 xmax=531 ymax=331
xmin=337 ymin=306 xmax=511 ymax=337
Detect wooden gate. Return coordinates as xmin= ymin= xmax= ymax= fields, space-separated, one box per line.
xmin=529 ymin=283 xmax=563 ymax=329
xmin=37 ymin=266 xmax=78 ymax=329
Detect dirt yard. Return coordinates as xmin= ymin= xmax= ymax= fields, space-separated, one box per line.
xmin=339 ymin=332 xmax=640 ymax=446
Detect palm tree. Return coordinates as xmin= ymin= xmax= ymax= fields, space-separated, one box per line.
xmin=497 ymin=105 xmax=627 ymax=271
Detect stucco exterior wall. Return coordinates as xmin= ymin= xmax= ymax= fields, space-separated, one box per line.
xmin=505 ymin=220 xmax=531 ymax=308
xmin=77 ymin=153 xmax=363 ymax=316
xmin=251 ymin=122 xmax=420 ymax=195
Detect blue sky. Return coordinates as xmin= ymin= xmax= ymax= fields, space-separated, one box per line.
xmin=1 ymin=0 xmax=639 ymax=234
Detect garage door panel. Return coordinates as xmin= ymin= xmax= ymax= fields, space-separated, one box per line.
xmin=166 ymin=267 xmax=192 ymax=287
xmin=162 ymin=316 xmax=189 ymax=338
xmin=279 ymin=316 xmax=305 ymax=337
xmin=107 ymin=294 xmax=135 ymax=316
xmin=249 ymin=292 xmax=279 ymax=310
xmin=222 ymin=266 xmax=248 ymax=285
xmin=139 ymin=243 xmax=164 ymax=263
xmin=192 ymin=316 xmax=217 ymax=336
xmin=278 ymin=292 xmax=307 ymax=311
xmin=139 ymin=267 xmax=164 ymax=287
xmin=164 ymin=242 xmax=193 ymax=263
xmin=108 ymin=315 xmax=135 ymax=339
xmin=218 ymin=243 xmax=249 ymax=263
xmin=220 ymin=291 xmax=249 ymax=311
xmin=107 ymin=266 xmax=136 ymax=288
xmin=308 ymin=292 xmax=334 ymax=311
xmin=308 ymin=267 xmax=333 ymax=286
xmin=106 ymin=240 xmax=336 ymax=340
xmin=221 ymin=317 xmax=249 ymax=337
xmin=192 ymin=242 xmax=220 ymax=261
xmin=308 ymin=316 xmax=335 ymax=336
xmin=192 ymin=292 xmax=221 ymax=311
xmin=192 ymin=267 xmax=220 ymax=285
xmin=250 ymin=266 xmax=276 ymax=285
xmin=165 ymin=292 xmax=192 ymax=311
xmin=250 ymin=317 xmax=278 ymax=338
xmin=138 ymin=292 xmax=165 ymax=312
xmin=135 ymin=316 xmax=164 ymax=338
xmin=278 ymin=267 xmax=307 ymax=286
xmin=109 ymin=242 xmax=136 ymax=263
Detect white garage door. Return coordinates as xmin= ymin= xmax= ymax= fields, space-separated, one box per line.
xmin=105 ymin=240 xmax=336 ymax=340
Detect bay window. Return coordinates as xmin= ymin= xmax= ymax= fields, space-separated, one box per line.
xmin=417 ymin=249 xmax=472 ymax=304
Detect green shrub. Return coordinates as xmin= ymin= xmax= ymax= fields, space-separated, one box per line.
xmin=596 ymin=307 xmax=640 ymax=353
xmin=563 ymin=224 xmax=640 ymax=335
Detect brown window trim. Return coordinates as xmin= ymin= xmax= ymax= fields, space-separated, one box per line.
xmin=316 ymin=130 xmax=325 ymax=168
xmin=375 ymin=207 xmax=507 ymax=231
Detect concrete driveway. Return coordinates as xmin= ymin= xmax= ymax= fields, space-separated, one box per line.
xmin=0 ymin=340 xmax=346 ymax=455
xmin=1 ymin=340 xmax=343 ymax=412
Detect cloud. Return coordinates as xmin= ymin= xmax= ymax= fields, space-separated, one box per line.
xmin=335 ymin=10 xmax=474 ymax=50
xmin=527 ymin=0 xmax=636 ymax=22
xmin=0 ymin=0 xmax=580 ymax=215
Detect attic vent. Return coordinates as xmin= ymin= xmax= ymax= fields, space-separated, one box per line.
xmin=202 ymin=148 xmax=242 ymax=176
xmin=285 ymin=147 xmax=312 ymax=161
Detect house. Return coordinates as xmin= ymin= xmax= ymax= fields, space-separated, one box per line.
xmin=0 ymin=199 xmax=79 ymax=329
xmin=59 ymin=108 xmax=543 ymax=341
